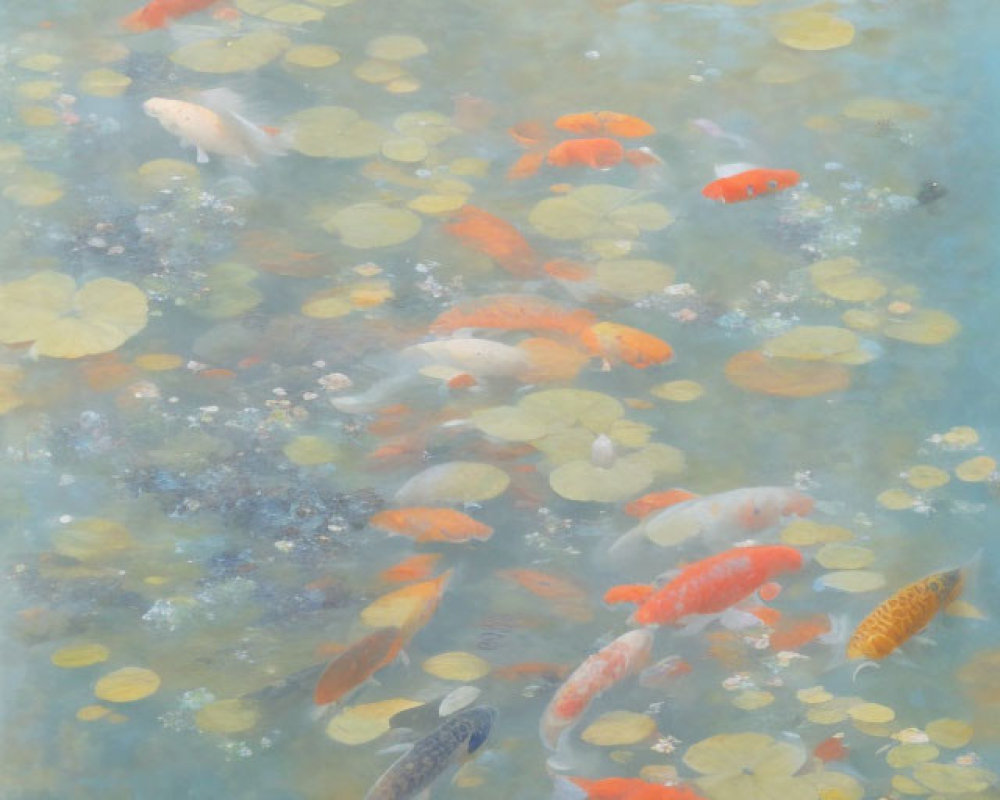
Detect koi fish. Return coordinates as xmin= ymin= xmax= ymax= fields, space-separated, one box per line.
xmin=378 ymin=553 xmax=442 ymax=584
xmin=847 ymin=566 xmax=965 ymax=660
xmin=313 ymin=627 xmax=404 ymax=706
xmin=701 ymin=167 xmax=799 ymax=204
xmin=624 ymin=489 xmax=699 ymax=518
xmin=605 ymin=545 xmax=803 ymax=627
xmin=554 ymin=111 xmax=655 ymax=138
xmin=638 ymin=654 xmax=692 ymax=689
xmin=444 ymin=205 xmax=540 ymax=277
xmin=497 ymin=568 xmax=593 ymax=622
xmin=547 ymin=138 xmax=625 ymax=170
xmin=369 ymin=508 xmax=494 ymax=543
xmin=360 ymin=570 xmax=453 ymax=638
xmin=120 ymin=0 xmax=220 ymax=31
xmin=813 ymin=735 xmax=849 ymax=763
xmin=539 ymin=629 xmax=653 ymax=750
xmin=578 ymin=322 xmax=674 ymax=369
xmin=429 ymin=295 xmax=597 ymax=338
xmin=365 ymin=706 xmax=496 ymax=800
xmin=143 ymin=89 xmax=286 ymax=165
xmin=608 ymin=486 xmax=814 ymax=565
xmin=555 ymin=776 xmax=707 ymax=800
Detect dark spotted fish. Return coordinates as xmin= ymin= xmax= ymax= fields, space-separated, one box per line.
xmin=365 ymin=706 xmax=496 ymax=800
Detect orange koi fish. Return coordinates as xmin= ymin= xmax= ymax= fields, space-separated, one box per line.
xmin=539 ymin=629 xmax=653 ymax=749
xmin=605 ymin=545 xmax=803 ymax=627
xmin=369 ymin=508 xmax=493 ymax=543
xmin=769 ymin=612 xmax=831 ymax=651
xmin=578 ymin=322 xmax=674 ymax=369
xmin=544 ymin=259 xmax=593 ymax=282
xmin=624 ymin=489 xmax=699 ymax=518
xmin=378 ymin=553 xmax=443 ymax=584
xmin=813 ymin=735 xmax=849 ymax=763
xmin=558 ymin=776 xmax=706 ymax=800
xmin=701 ymin=168 xmax=800 ymax=204
xmin=517 ymin=337 xmax=592 ymax=383
xmin=847 ymin=566 xmax=964 ymax=660
xmin=609 ymin=486 xmax=814 ymax=560
xmin=429 ymin=295 xmax=596 ymax=338
xmin=554 ymin=111 xmax=655 ymax=138
xmin=120 ymin=0 xmax=220 ymax=31
xmin=547 ymin=138 xmax=625 ymax=170
xmin=444 ymin=205 xmax=540 ymax=277
xmin=313 ymin=627 xmax=405 ymax=706
xmin=497 ymin=568 xmax=592 ymax=622
xmin=360 ymin=570 xmax=453 ymax=637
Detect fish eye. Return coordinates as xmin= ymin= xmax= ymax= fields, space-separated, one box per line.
xmin=767 ymin=180 xmax=778 ymax=190
xmin=467 ymin=726 xmax=490 ymax=753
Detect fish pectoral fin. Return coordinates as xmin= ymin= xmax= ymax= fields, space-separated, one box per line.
xmin=376 ymin=742 xmax=414 ymax=757
xmin=676 ymin=613 xmax=719 ymax=636
xmin=196 ymin=146 xmax=210 ymax=164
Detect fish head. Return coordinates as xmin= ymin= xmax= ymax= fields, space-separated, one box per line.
xmin=142 ymin=97 xmax=176 ymax=121
xmin=773 ymin=169 xmax=801 ymax=190
xmin=926 ymin=568 xmax=964 ymax=603
xmin=464 ymin=706 xmax=497 ymax=754
xmin=770 ymin=545 xmax=804 ymax=574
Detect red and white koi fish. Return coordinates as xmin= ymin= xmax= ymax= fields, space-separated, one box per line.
xmin=702 ymin=164 xmax=799 ymax=203
xmin=120 ymin=0 xmax=221 ymax=32
xmin=539 ymin=629 xmax=652 ymax=750
xmin=605 ymin=545 xmax=804 ymax=627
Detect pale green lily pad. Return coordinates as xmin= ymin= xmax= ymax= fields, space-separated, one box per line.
xmin=324 ymin=203 xmax=422 ymax=249
xmin=137 ymin=158 xmax=200 ymax=192
xmin=354 ymin=59 xmax=408 ymax=83
xmin=395 ymin=461 xmax=509 ymax=504
xmin=592 ymin=259 xmax=676 ymax=300
xmin=519 ymin=389 xmax=623 ymax=432
xmin=817 ymin=570 xmax=886 ymax=592
xmin=684 ymin=733 xmax=813 ymax=800
xmin=607 ymin=418 xmax=653 ymax=448
xmin=529 ymin=185 xmax=673 ymax=240
xmin=381 ymin=136 xmax=429 ymax=163
xmin=366 ymin=35 xmax=428 ymax=61
xmin=285 ymin=106 xmax=388 ymax=158
xmin=188 ymin=263 xmax=262 ymax=319
xmin=235 ymin=0 xmax=325 ymax=23
xmin=17 ymin=53 xmax=62 ymax=72
xmin=622 ymin=443 xmax=686 ymax=477
xmin=533 ymin=427 xmax=595 ymax=466
xmin=912 ymin=763 xmax=997 ymax=794
xmin=815 ymin=543 xmax=875 ymax=570
xmin=79 ymin=68 xmax=131 ymax=98
xmin=283 ymin=436 xmax=341 ymax=465
xmin=550 ymin=458 xmax=653 ymax=503
xmin=284 ymin=45 xmax=340 ymax=68
xmin=471 ymin=406 xmax=548 ymax=442
xmin=170 ymin=30 xmax=291 ymax=74
xmin=882 ymin=309 xmax=959 ymax=345
xmin=394 ymin=111 xmax=462 ymax=144
xmin=3 ymin=168 xmax=63 ymax=206
xmin=763 ymin=326 xmax=860 ymax=361
xmin=885 ymin=744 xmax=940 ymax=769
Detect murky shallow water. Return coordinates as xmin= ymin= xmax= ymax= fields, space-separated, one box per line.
xmin=1 ymin=1 xmax=999 ymax=798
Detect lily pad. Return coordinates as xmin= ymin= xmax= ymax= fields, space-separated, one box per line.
xmin=651 ymin=380 xmax=704 ymax=403
xmin=79 ymin=68 xmax=131 ymax=98
xmin=725 ymin=351 xmax=850 ymax=397
xmin=882 ymin=309 xmax=959 ymax=345
xmin=591 ymin=259 xmax=676 ymax=300
xmin=549 ymin=458 xmax=653 ymax=503
xmin=51 ymin=643 xmax=110 ymax=668
xmin=53 ymin=518 xmax=133 ymax=561
xmin=170 ymin=30 xmax=291 ymax=74
xmin=815 ymin=544 xmax=874 ymax=570
xmin=471 ymin=405 xmax=548 ymax=442
xmin=285 ymin=106 xmax=388 ymax=158
xmin=394 ymin=111 xmax=461 ymax=144
xmin=324 ymin=203 xmax=422 ymax=248
xmin=771 ymin=9 xmax=855 ymax=51
xmin=394 ymin=461 xmax=510 ymax=504
xmin=924 ymin=718 xmax=973 ymax=748
xmin=354 ymin=59 xmax=408 ymax=83
xmin=235 ymin=0 xmax=324 ymax=23
xmin=422 ymin=651 xmax=490 ymax=681
xmin=762 ymin=326 xmax=860 ymax=361
xmin=366 ymin=35 xmax=428 ymax=60
xmin=519 ymin=389 xmax=624 ymax=432
xmin=187 ymin=263 xmax=261 ymax=320
xmin=3 ymin=168 xmax=63 ymax=206
xmin=284 ymin=44 xmax=340 ymax=68
xmin=381 ymin=136 xmax=429 ymax=163
xmin=195 ymin=699 xmax=260 ymax=734
xmin=684 ymin=732 xmax=814 ymax=800
xmin=283 ymin=436 xmax=340 ymax=465
xmin=94 ymin=667 xmax=161 ymax=703
xmin=326 ymin=698 xmax=423 ymax=745
xmin=912 ymin=763 xmax=997 ymax=794
xmin=905 ymin=465 xmax=950 ymax=490
xmin=529 ymin=184 xmax=672 ymax=240
xmin=955 ymin=456 xmax=996 ymax=482
xmin=581 ymin=711 xmax=657 ymax=746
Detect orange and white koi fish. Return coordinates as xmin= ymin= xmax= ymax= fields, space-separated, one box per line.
xmin=120 ymin=0 xmax=220 ymax=31
xmin=554 ymin=776 xmax=707 ymax=800
xmin=554 ymin=111 xmax=655 ymax=138
xmin=701 ymin=166 xmax=799 ymax=203
xmin=314 ymin=626 xmax=405 ymax=706
xmin=605 ymin=545 xmax=803 ymax=627
xmin=624 ymin=489 xmax=699 ymax=518
xmin=143 ymin=89 xmax=286 ymax=165
xmin=539 ymin=629 xmax=652 ymax=750
xmin=429 ymin=295 xmax=596 ymax=338
xmin=578 ymin=322 xmax=674 ymax=369
xmin=608 ymin=486 xmax=813 ymax=567
xmin=847 ymin=566 xmax=965 ymax=660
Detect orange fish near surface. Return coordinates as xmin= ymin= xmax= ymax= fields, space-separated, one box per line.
xmin=547 ymin=138 xmax=625 ymax=170
xmin=378 ymin=553 xmax=442 ymax=584
xmin=369 ymin=508 xmax=493 ymax=543
xmin=561 ymin=776 xmax=707 ymax=800
xmin=429 ymin=294 xmax=596 ymax=338
xmin=847 ymin=566 xmax=964 ymax=660
xmin=313 ymin=627 xmax=405 ymax=705
xmin=554 ymin=111 xmax=655 ymax=138
xmin=539 ymin=628 xmax=653 ymax=749
xmin=444 ymin=205 xmax=540 ymax=277
xmin=701 ymin=168 xmax=800 ymax=204
xmin=120 ymin=0 xmax=220 ymax=31
xmin=605 ymin=545 xmax=804 ymax=627
xmin=578 ymin=322 xmax=674 ymax=369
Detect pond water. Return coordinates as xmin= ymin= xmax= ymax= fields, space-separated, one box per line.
xmin=1 ymin=1 xmax=999 ymax=798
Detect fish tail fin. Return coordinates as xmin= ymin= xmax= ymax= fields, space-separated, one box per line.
xmin=545 ymin=728 xmax=581 ymax=774
xmin=549 ymin=776 xmax=587 ymax=800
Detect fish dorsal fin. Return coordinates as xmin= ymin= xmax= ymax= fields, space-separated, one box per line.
xmin=714 ymin=162 xmax=759 ymax=179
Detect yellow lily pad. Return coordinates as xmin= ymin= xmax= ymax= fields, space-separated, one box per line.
xmin=807 ymin=697 xmax=861 ymax=725
xmin=815 ymin=544 xmax=875 ymax=570
xmin=94 ymin=667 xmax=161 ymax=703
xmin=17 ymin=53 xmax=62 ymax=72
xmin=366 ymin=35 xmax=428 ymax=61
xmin=762 ymin=326 xmax=859 ymax=362
xmin=409 ymin=194 xmax=467 ymax=215
xmin=385 ymin=76 xmax=421 ymax=94
xmin=195 ymin=698 xmax=260 ymax=734
xmin=912 ymin=763 xmax=997 ymax=794
xmin=924 ymin=718 xmax=974 ymax=749
xmin=771 ymin=9 xmax=855 ymax=51
xmin=732 ymin=690 xmax=775 ymax=710
xmin=796 ymin=686 xmax=834 ymax=704
xmin=354 ymin=59 xmax=407 ymax=83
xmin=284 ymin=44 xmax=340 ymax=68
xmin=843 ymin=97 xmax=931 ymax=123
xmin=955 ymin=456 xmax=996 ymax=482
xmin=79 ymin=68 xmax=131 ymax=98
xmin=19 ymin=106 xmax=59 ymax=127
xmin=76 ymin=705 xmax=110 ymax=722
xmin=394 ymin=461 xmax=509 ymax=504
xmin=283 ymin=436 xmax=340 ymax=465
xmin=394 ymin=111 xmax=461 ymax=144
xmin=51 ymin=643 xmax=110 ymax=668
xmin=892 ymin=775 xmax=929 ymax=795
xmin=519 ymin=389 xmax=624 ymax=432
xmin=422 ymin=651 xmax=490 ymax=681
xmin=17 ymin=80 xmax=60 ymax=100
xmin=725 ymin=350 xmax=850 ymax=397
xmin=622 ymin=443 xmax=686 ymax=478
xmin=817 ymin=570 xmax=886 ymax=593
xmin=137 ymin=158 xmax=200 ymax=192
xmin=816 ymin=274 xmax=887 ymax=303
xmin=842 ymin=308 xmax=882 ymax=332
xmin=549 ymin=458 xmax=654 ymax=503
xmin=651 ymin=380 xmax=704 ymax=403
xmin=882 ymin=309 xmax=959 ymax=345
xmin=187 ymin=263 xmax=261 ymax=320
xmin=53 ymin=517 xmax=133 ymax=561
xmin=171 ymin=30 xmax=290 ymax=73
xmin=781 ymin=519 xmax=853 ymax=546
xmin=591 ymin=259 xmax=676 ymax=300
xmin=905 ymin=465 xmax=950 ymax=490
xmin=286 ymin=106 xmax=388 ymax=158
xmin=529 ymin=184 xmax=672 ymax=241
xmin=886 ymin=744 xmax=940 ymax=768
xmin=450 ymin=157 xmax=490 ymax=177
xmin=581 ymin=711 xmax=657 ymax=746
xmin=324 ymin=203 xmax=422 ymax=249
xmin=327 ymin=698 xmax=423 ymax=745
xmin=471 ymin=406 xmax=548 ymax=442
xmin=380 ymin=136 xmax=429 ymax=163
xmin=803 ymin=770 xmax=864 ymax=800
xmin=134 ymin=353 xmax=184 ymax=371
xmin=848 ymin=702 xmax=895 ymax=724
xmin=938 ymin=426 xmax=979 ymax=448
xmin=684 ymin=732 xmax=813 ymax=800
xmin=877 ymin=489 xmax=916 ymax=510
